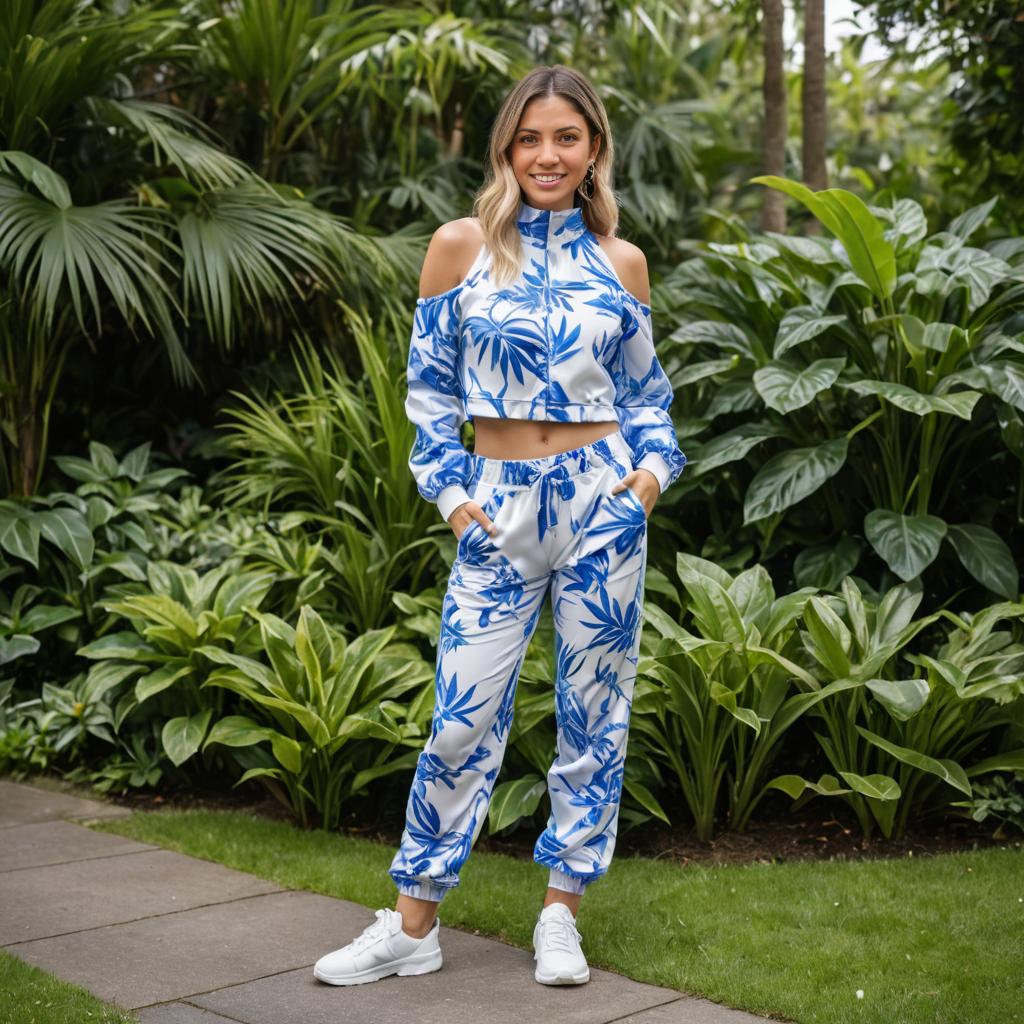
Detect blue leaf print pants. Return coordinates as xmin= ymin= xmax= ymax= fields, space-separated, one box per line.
xmin=389 ymin=429 xmax=649 ymax=902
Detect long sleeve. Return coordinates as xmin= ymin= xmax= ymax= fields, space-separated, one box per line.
xmin=405 ymin=289 xmax=474 ymax=521
xmin=613 ymin=294 xmax=687 ymax=494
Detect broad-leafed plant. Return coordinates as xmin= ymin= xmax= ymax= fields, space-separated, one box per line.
xmin=200 ymin=605 xmax=434 ymax=830
xmin=664 ymin=181 xmax=1024 ymax=599
xmin=770 ymin=577 xmax=1024 ymax=838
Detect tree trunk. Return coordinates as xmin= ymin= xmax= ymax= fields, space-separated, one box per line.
xmin=760 ymin=0 xmax=787 ymax=233
xmin=802 ymin=0 xmax=828 ymax=192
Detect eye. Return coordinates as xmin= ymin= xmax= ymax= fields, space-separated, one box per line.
xmin=518 ymin=133 xmax=580 ymax=144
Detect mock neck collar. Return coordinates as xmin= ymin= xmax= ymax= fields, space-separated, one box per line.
xmin=516 ymin=198 xmax=588 ymax=250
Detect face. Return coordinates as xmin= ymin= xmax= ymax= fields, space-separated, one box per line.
xmin=509 ymin=94 xmax=600 ymax=211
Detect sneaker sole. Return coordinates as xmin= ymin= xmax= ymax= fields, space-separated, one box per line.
xmin=314 ymin=947 xmax=443 ymax=986
xmin=534 ymin=965 xmax=590 ymax=985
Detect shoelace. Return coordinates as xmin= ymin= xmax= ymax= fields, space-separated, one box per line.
xmin=349 ymin=908 xmax=396 ymax=953
xmin=538 ymin=915 xmax=582 ymax=954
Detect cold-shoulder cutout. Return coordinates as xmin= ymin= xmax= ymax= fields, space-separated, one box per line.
xmin=592 ymin=235 xmax=652 ymax=313
xmin=417 ymin=242 xmax=487 ymax=305
xmin=418 ymin=218 xmax=485 ymax=303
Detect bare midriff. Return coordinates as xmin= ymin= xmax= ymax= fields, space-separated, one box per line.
xmin=472 ymin=416 xmax=620 ymax=460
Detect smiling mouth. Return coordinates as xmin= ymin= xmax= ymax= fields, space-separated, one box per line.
xmin=531 ymin=174 xmax=566 ymax=182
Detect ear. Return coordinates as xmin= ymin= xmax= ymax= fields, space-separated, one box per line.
xmin=589 ymin=132 xmax=601 ymax=163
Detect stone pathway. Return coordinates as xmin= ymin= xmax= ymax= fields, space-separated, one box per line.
xmin=0 ymin=779 xmax=774 ymax=1023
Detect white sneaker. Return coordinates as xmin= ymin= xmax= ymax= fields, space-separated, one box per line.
xmin=533 ymin=902 xmax=590 ymax=985
xmin=313 ymin=907 xmax=443 ymax=985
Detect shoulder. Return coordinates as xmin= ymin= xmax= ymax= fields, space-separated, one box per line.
xmin=420 ymin=218 xmax=485 ymax=300
xmin=593 ymin=234 xmax=650 ymax=305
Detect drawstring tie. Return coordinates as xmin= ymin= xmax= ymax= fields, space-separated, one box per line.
xmin=536 ymin=464 xmax=577 ymax=539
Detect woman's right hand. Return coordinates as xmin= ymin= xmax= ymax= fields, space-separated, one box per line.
xmin=448 ymin=501 xmax=496 ymax=540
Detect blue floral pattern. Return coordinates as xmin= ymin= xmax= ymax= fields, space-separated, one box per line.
xmin=389 ymin=430 xmax=650 ymax=901
xmin=405 ymin=199 xmax=688 ymax=521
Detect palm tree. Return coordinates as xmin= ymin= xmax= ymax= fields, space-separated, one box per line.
xmin=802 ymin=0 xmax=828 ymax=191
xmin=760 ymin=0 xmax=787 ymax=231
xmin=0 ymin=0 xmax=395 ymax=496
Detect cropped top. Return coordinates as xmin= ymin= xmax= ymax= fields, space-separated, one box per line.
xmin=406 ymin=198 xmax=688 ymax=521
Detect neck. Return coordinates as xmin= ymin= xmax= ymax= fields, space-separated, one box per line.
xmin=515 ymin=198 xmax=588 ymax=250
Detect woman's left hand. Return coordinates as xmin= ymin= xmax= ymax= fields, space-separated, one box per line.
xmin=611 ymin=469 xmax=660 ymax=519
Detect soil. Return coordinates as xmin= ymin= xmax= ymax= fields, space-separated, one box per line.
xmin=82 ymin=776 xmax=1020 ymax=867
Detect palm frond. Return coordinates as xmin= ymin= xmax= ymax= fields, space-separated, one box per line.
xmin=86 ymin=98 xmax=256 ymax=192
xmin=0 ymin=168 xmax=195 ymax=383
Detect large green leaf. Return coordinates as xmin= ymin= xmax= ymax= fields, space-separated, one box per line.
xmin=843 ymin=379 xmax=981 ymax=420
xmin=622 ymin=776 xmax=671 ymax=826
xmin=754 ymin=357 xmax=845 ymax=414
xmin=766 ymin=773 xmax=852 ymax=800
xmin=162 ymin=708 xmax=213 ymax=767
xmin=686 ymin=423 xmax=786 ymax=477
xmin=855 ymin=726 xmax=972 ymax=796
xmin=802 ymin=597 xmax=852 ymax=678
xmin=793 ymin=537 xmax=862 ymax=590
xmin=709 ymin=681 xmax=761 ymax=735
xmin=0 ymin=502 xmax=40 ymax=567
xmin=34 ymin=508 xmax=94 ymax=569
xmin=751 ymin=177 xmax=896 ymax=301
xmin=864 ymin=678 xmax=931 ymax=721
xmin=946 ymin=524 xmax=1019 ymax=600
xmin=864 ymin=510 xmax=946 ymax=581
xmin=204 ymin=714 xmax=303 ymax=773
xmin=965 ymin=749 xmax=1024 ymax=777
xmin=774 ymin=306 xmax=847 ymax=357
xmin=135 ymin=662 xmax=193 ymax=703
xmin=743 ymin=436 xmax=849 ymax=524
xmin=487 ymin=775 xmax=547 ymax=832
xmin=838 ymin=771 xmax=901 ymax=801
xmin=77 ymin=632 xmax=161 ymax=663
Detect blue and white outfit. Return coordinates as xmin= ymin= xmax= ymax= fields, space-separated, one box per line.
xmin=389 ymin=199 xmax=687 ymax=902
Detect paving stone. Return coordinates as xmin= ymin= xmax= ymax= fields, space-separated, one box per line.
xmin=191 ymin=921 xmax=706 ymax=1024
xmin=0 ymin=820 xmax=155 ymax=872
xmin=136 ymin=1005 xmax=242 ymax=1024
xmin=0 ymin=780 xmax=773 ymax=1023
xmin=615 ymin=996 xmax=773 ymax=1023
xmin=7 ymin=890 xmax=351 ymax=1009
xmin=0 ymin=848 xmax=282 ymax=944
xmin=0 ymin=780 xmax=131 ymax=827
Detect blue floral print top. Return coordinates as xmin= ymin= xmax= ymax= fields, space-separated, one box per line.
xmin=406 ymin=198 xmax=687 ymax=521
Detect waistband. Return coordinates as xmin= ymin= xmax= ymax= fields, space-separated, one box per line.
xmin=468 ymin=429 xmax=633 ymax=488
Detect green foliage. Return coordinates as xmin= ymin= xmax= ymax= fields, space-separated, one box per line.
xmin=0 ymin=671 xmax=119 ymax=777
xmin=213 ymin=317 xmax=453 ymax=632
xmin=630 ymin=553 xmax=832 ymax=840
xmin=77 ymin=560 xmax=275 ymax=768
xmin=201 ymin=605 xmax=434 ymax=829
xmin=951 ymin=771 xmax=1024 ymax=835
xmin=665 ymin=182 xmax=1024 ymax=596
xmin=770 ymin=578 xmax=1024 ymax=839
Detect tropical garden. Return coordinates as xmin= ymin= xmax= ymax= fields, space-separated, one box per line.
xmin=1 ymin=1 xmax=1022 ymax=1022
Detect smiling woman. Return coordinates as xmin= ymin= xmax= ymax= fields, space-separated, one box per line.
xmin=314 ymin=64 xmax=687 ymax=992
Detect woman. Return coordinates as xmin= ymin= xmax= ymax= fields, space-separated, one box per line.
xmin=314 ymin=64 xmax=686 ymax=989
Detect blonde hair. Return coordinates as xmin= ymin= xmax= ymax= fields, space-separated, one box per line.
xmin=473 ymin=65 xmax=618 ymax=287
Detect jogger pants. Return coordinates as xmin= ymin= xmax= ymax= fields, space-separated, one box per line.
xmin=388 ymin=428 xmax=649 ymax=902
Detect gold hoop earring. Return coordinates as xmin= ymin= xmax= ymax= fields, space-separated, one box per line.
xmin=577 ymin=163 xmax=595 ymax=201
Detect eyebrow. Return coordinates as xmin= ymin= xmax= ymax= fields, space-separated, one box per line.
xmin=517 ymin=125 xmax=582 ymax=133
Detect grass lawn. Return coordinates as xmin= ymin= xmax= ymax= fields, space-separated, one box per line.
xmin=91 ymin=808 xmax=1024 ymax=1024
xmin=0 ymin=949 xmax=139 ymax=1024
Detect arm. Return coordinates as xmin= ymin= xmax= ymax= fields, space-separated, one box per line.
xmin=612 ymin=245 xmax=687 ymax=495
xmin=405 ymin=224 xmax=477 ymax=522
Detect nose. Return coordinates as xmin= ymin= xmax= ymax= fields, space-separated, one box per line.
xmin=536 ymin=142 xmax=559 ymax=166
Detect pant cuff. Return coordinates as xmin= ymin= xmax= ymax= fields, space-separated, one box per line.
xmin=547 ymin=866 xmax=588 ymax=895
xmin=394 ymin=878 xmax=449 ymax=903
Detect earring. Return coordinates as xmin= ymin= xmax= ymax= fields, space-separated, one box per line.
xmin=577 ymin=163 xmax=595 ymax=201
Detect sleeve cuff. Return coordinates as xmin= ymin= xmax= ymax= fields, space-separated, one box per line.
xmin=437 ymin=484 xmax=472 ymax=522
xmin=634 ymin=452 xmax=672 ymax=495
